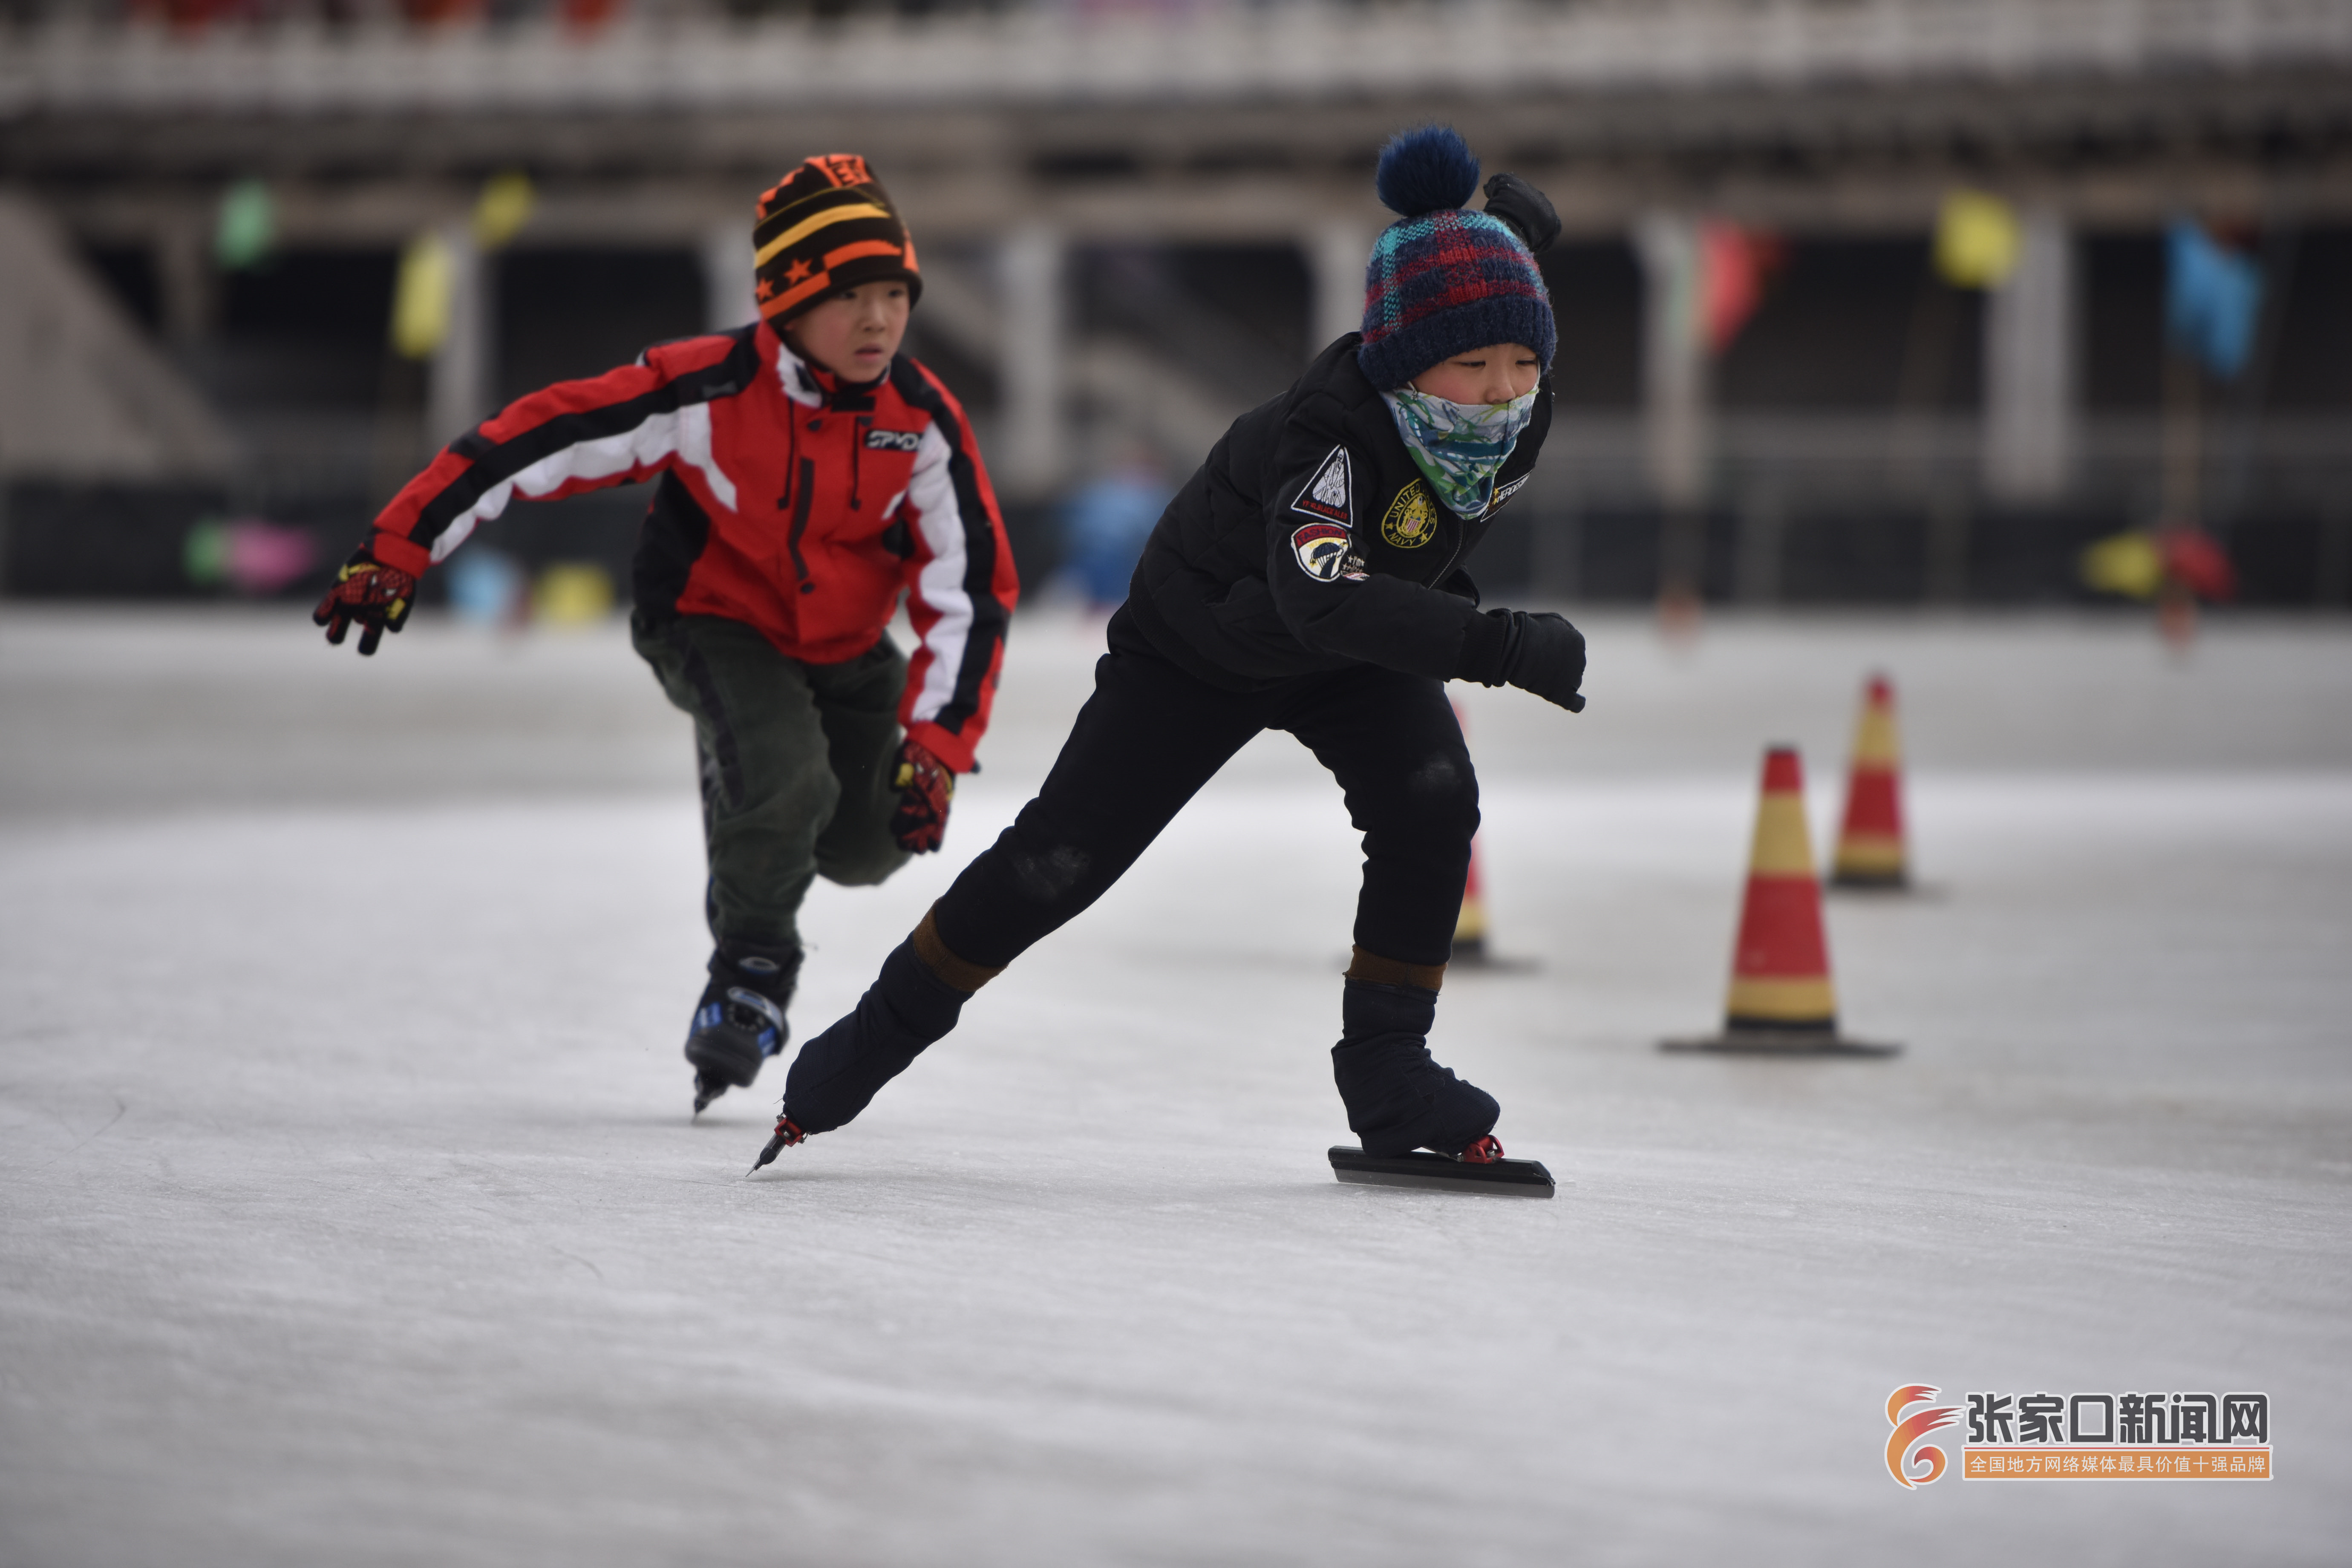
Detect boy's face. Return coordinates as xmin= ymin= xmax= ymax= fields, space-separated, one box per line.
xmin=784 ymin=280 xmax=911 ymax=383
xmin=1409 ymin=342 xmax=1542 ymax=406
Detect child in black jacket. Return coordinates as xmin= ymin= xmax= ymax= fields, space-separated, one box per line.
xmin=756 ymin=126 xmax=1588 ymax=1169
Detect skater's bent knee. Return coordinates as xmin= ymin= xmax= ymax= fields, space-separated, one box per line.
xmin=1405 ymin=749 xmax=1476 ymax=809
xmin=819 ymin=843 xmax=910 ymax=888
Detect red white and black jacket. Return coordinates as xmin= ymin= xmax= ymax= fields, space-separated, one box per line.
xmin=366 ymin=323 xmax=1018 ymax=771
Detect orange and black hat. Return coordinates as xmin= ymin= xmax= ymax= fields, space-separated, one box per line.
xmin=753 ymin=154 xmax=921 ymax=328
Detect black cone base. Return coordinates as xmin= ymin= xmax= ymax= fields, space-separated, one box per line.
xmin=1328 ymin=1146 xmax=1556 ymax=1198
xmin=1660 ymin=1026 xmax=1900 ymax=1057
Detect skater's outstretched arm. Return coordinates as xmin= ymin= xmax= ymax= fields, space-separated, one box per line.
xmin=315 ymin=329 xmax=763 ymax=656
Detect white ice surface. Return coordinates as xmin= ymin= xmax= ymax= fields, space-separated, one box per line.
xmin=3 ymin=605 xmax=2349 ymax=1565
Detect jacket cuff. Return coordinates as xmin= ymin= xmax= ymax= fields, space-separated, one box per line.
xmin=370 ymin=531 xmax=432 ymax=576
xmin=905 ymin=721 xmax=976 ymax=775
xmin=1453 ymin=608 xmax=1514 ymax=686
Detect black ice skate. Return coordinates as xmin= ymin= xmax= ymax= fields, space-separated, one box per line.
xmin=1329 ymin=1134 xmax=1556 ymax=1198
xmin=686 ymin=945 xmax=801 ymax=1115
xmin=745 ymin=931 xmax=977 ymax=1167
xmin=1329 ymin=976 xmax=1501 ymax=1158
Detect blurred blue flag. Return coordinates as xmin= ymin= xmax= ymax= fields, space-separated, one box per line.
xmin=2166 ymin=218 xmax=2263 ymax=379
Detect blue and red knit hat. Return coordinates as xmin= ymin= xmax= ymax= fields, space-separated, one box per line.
xmin=1357 ymin=126 xmax=1556 ymax=392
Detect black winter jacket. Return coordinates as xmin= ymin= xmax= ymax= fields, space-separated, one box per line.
xmin=1121 ymin=333 xmax=1549 ymax=691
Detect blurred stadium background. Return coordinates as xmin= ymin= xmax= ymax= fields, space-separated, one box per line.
xmin=3 ymin=0 xmax=2349 ymax=611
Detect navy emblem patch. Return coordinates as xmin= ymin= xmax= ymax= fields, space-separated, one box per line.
xmin=1290 ymin=447 xmax=1352 ymax=525
xmin=1291 ymin=522 xmax=1354 ymax=581
xmin=1381 ymin=482 xmax=1439 ymax=549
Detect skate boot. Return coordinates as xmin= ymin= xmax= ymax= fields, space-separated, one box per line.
xmin=777 ymin=934 xmax=974 ymax=1135
xmin=1330 ymin=975 xmax=1499 ymax=1159
xmin=686 ymin=943 xmax=801 ymax=1114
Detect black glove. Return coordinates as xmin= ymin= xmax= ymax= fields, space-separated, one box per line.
xmin=312 ymin=545 xmax=418 ymax=656
xmin=889 ymin=738 xmax=955 ymax=854
xmin=1498 ymin=610 xmax=1586 ymax=712
xmin=1482 ymin=173 xmax=1561 ymax=256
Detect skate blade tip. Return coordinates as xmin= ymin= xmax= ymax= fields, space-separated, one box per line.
xmin=1326 ymin=1146 xmax=1557 ymax=1198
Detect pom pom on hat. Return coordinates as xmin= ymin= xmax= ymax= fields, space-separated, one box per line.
xmin=1375 ymin=125 xmax=1482 ymax=220
xmin=1358 ymin=125 xmax=1555 ymax=391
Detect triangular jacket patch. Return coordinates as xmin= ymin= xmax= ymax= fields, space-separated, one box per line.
xmin=1289 ymin=446 xmax=1352 ymax=525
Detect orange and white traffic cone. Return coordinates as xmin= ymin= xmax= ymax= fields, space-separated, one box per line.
xmin=1663 ymin=745 xmax=1897 ymax=1056
xmin=1830 ymin=673 xmax=1909 ymax=890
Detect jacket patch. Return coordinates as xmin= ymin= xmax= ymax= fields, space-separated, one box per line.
xmin=866 ymin=428 xmax=923 ymax=452
xmin=1487 ymin=473 xmax=1531 ymax=514
xmin=1381 ymin=481 xmax=1439 ymax=549
xmin=1290 ymin=446 xmax=1352 ymax=525
xmin=1290 ymin=521 xmax=1355 ymax=582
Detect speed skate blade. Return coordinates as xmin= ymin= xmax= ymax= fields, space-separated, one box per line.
xmin=1328 ymin=1146 xmax=1556 ymax=1198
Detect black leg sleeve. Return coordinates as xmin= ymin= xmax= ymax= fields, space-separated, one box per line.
xmin=1331 ymin=980 xmax=1498 ymax=1158
xmin=931 ymin=634 xmax=1263 ymax=969
xmin=782 ymin=939 xmax=971 ymax=1134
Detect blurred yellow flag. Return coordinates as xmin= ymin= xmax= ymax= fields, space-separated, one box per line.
xmin=535 ymin=562 xmax=615 ymax=626
xmin=2080 ymin=530 xmax=2165 ymax=600
xmin=390 ymin=230 xmax=453 ymax=360
xmin=1935 ymin=190 xmax=2021 ymax=289
xmin=473 ymin=172 xmax=535 ymax=251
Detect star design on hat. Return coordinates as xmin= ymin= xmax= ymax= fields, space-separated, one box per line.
xmin=783 ymin=259 xmax=814 ymax=285
xmin=755 ymin=277 xmax=775 ymax=301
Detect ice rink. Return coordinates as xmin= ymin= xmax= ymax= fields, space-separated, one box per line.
xmin=4 ymin=602 xmax=2349 ymax=1566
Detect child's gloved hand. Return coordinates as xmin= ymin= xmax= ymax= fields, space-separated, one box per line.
xmin=1482 ymin=173 xmax=1561 ymax=256
xmin=890 ymin=738 xmax=956 ymax=853
xmin=313 ymin=545 xmax=418 ymax=656
xmin=1499 ymin=610 xmax=1587 ymax=712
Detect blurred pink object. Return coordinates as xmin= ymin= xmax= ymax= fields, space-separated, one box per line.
xmin=222 ymin=519 xmax=320 ymax=596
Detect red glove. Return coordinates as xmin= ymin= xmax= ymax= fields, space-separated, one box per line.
xmin=313 ymin=546 xmax=419 ymax=656
xmin=889 ymin=738 xmax=955 ymax=854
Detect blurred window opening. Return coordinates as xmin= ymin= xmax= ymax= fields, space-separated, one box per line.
xmin=1715 ymin=238 xmax=1983 ymax=412
xmin=1537 ymin=241 xmax=1641 ymax=409
xmin=494 ymin=248 xmax=704 ymax=403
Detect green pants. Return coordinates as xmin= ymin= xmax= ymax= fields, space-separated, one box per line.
xmin=632 ymin=611 xmax=911 ymax=955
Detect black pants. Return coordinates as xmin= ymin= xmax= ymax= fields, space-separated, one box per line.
xmin=934 ymin=613 xmax=1479 ymax=972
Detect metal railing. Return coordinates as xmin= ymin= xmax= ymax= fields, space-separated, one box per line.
xmin=9 ymin=0 xmax=2350 ymax=117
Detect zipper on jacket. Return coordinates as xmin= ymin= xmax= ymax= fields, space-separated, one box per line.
xmin=776 ymin=407 xmax=801 ymax=514
xmin=786 ymin=456 xmax=817 ymax=594
xmin=850 ymin=417 xmax=870 ymax=510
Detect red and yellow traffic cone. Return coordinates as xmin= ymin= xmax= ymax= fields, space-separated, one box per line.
xmin=1830 ymin=673 xmax=1909 ymax=889
xmin=1445 ymin=700 xmax=1537 ymax=972
xmin=1663 ymin=745 xmax=1897 ymax=1056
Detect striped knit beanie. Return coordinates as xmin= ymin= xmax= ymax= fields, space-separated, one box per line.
xmin=753 ymin=154 xmax=922 ymax=329
xmin=1357 ymin=126 xmax=1555 ymax=392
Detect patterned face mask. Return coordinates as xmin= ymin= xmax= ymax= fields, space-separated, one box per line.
xmin=1380 ymin=385 xmax=1538 ymax=518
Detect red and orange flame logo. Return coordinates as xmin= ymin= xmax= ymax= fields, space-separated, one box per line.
xmin=1886 ymin=1385 xmax=1959 ymax=1489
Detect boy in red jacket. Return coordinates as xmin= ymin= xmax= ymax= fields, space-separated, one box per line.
xmin=315 ymin=155 xmax=1020 ymax=1113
